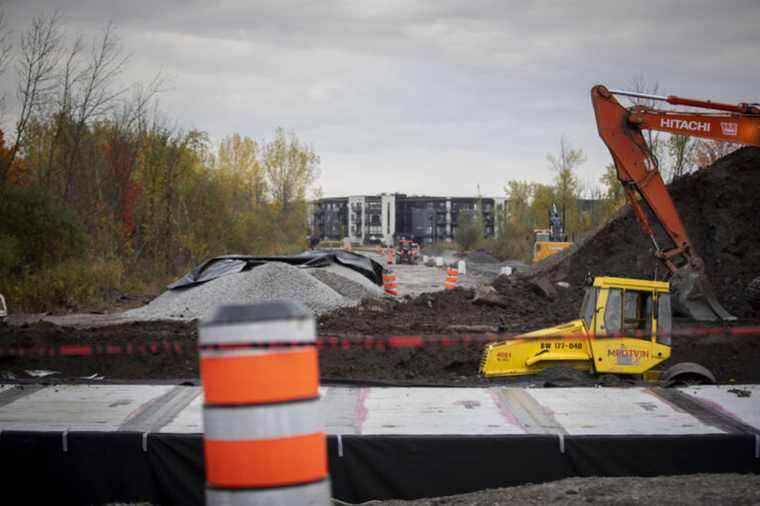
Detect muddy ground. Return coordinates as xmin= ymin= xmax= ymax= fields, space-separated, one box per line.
xmin=1 ymin=310 xmax=757 ymax=384
xmin=374 ymin=473 xmax=760 ymax=506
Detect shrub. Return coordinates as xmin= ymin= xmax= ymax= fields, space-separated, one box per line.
xmin=0 ymin=259 xmax=124 ymax=313
xmin=455 ymin=212 xmax=484 ymax=251
xmin=0 ymin=185 xmax=86 ymax=273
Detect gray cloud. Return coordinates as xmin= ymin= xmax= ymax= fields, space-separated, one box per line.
xmin=2 ymin=0 xmax=759 ymax=196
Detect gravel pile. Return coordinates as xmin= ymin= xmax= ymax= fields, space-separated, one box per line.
xmin=306 ymin=264 xmax=383 ymax=302
xmin=125 ymin=262 xmax=351 ymax=321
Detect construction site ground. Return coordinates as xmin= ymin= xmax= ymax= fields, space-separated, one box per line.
xmin=1 ymin=306 xmax=758 ymax=385
xmin=375 ymin=474 xmax=760 ymax=506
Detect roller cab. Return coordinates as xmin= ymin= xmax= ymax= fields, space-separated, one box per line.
xmin=480 ymin=277 xmax=673 ymax=378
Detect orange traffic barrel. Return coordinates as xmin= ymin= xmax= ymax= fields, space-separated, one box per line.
xmin=383 ymin=269 xmax=399 ymax=298
xmin=199 ymin=302 xmax=330 ymax=505
xmin=444 ymin=267 xmax=459 ymax=289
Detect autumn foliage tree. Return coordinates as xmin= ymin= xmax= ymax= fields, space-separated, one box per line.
xmin=0 ymin=10 xmax=322 ymax=310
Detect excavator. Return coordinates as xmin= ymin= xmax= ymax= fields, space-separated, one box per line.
xmin=590 ymin=84 xmax=759 ymax=322
xmin=480 ymin=85 xmax=760 ymax=381
xmin=532 ymin=202 xmax=573 ymax=263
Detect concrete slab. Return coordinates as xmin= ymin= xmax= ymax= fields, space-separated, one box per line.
xmin=0 ymin=384 xmax=173 ymax=431
xmin=360 ymin=387 xmax=526 ymax=435
xmin=526 ymin=387 xmax=725 ymax=435
xmin=3 ymin=384 xmax=758 ymax=437
xmin=679 ymin=385 xmax=760 ymax=432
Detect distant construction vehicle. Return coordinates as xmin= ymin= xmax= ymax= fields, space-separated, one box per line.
xmin=480 ymin=276 xmax=715 ymax=384
xmin=591 ymin=84 xmax=760 ymax=321
xmin=532 ymin=202 xmax=573 ymax=263
xmin=395 ymin=239 xmax=421 ymax=265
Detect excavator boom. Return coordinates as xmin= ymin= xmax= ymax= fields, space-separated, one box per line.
xmin=591 ymin=85 xmax=760 ymax=321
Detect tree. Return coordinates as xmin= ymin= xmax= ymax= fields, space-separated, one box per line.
xmin=546 ymin=136 xmax=584 ymax=233
xmin=529 ymin=183 xmax=555 ymax=231
xmin=598 ymin=163 xmax=624 ymax=219
xmin=61 ymin=22 xmax=130 ymax=200
xmin=625 ymin=76 xmax=665 ymax=163
xmin=216 ymin=133 xmax=266 ymax=210
xmin=455 ymin=210 xmax=483 ymax=250
xmin=600 ymin=163 xmax=623 ymax=202
xmin=0 ymin=8 xmax=13 ymax=116
xmin=666 ymin=134 xmax=696 ymax=181
xmin=263 ymin=128 xmax=320 ymax=216
xmin=8 ymin=11 xmax=62 ymax=180
xmin=504 ymin=180 xmax=531 ymax=232
xmin=693 ymin=139 xmax=740 ymax=168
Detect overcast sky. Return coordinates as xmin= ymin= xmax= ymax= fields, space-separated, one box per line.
xmin=2 ymin=1 xmax=759 ymax=197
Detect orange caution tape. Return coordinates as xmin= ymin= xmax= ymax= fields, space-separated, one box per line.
xmin=201 ymin=348 xmax=319 ymax=405
xmin=205 ymin=432 xmax=327 ymax=488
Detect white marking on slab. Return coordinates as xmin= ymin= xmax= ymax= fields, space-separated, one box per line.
xmin=0 ymin=385 xmax=173 ymax=432
xmin=361 ymin=387 xmax=526 ymax=435
xmin=495 ymin=387 xmax=566 ymax=434
xmin=0 ymin=385 xmax=16 ymax=394
xmin=527 ymin=387 xmax=725 ymax=435
xmin=322 ymin=386 xmax=361 ymax=435
xmin=159 ymin=389 xmax=204 ymax=433
xmin=679 ymin=385 xmax=760 ymax=432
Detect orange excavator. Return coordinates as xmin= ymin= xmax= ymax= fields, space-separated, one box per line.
xmin=591 ymin=85 xmax=760 ymax=321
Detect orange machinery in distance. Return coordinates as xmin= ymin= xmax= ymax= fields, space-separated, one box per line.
xmin=591 ymin=85 xmax=760 ymax=321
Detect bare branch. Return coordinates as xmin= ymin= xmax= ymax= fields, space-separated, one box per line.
xmin=0 ymin=8 xmax=14 ymax=116
xmin=10 ymin=10 xmax=63 ymax=169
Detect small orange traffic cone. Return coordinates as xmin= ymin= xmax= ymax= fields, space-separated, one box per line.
xmin=384 ymin=269 xmax=399 ymax=298
xmin=444 ymin=267 xmax=459 ymax=289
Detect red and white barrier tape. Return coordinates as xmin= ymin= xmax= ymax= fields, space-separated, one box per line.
xmin=0 ymin=326 xmax=759 ymax=357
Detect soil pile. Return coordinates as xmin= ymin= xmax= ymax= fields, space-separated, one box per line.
xmin=543 ymin=147 xmax=760 ymax=318
xmin=318 ymin=276 xmax=576 ymax=336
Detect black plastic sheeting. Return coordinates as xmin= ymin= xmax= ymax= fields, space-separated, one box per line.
xmin=0 ymin=432 xmax=757 ymax=505
xmin=168 ymin=250 xmax=385 ymax=290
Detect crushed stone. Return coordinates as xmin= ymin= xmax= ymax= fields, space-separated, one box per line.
xmin=125 ymin=262 xmax=352 ymax=320
xmin=306 ymin=264 xmax=383 ymax=302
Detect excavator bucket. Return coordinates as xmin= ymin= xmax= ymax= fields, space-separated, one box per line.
xmin=670 ymin=267 xmax=736 ymax=322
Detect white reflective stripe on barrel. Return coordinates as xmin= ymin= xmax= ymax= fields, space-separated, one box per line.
xmin=204 ymin=399 xmax=322 ymax=441
xmin=206 ymin=479 xmax=331 ymax=506
xmin=200 ymin=347 xmax=312 ymax=359
xmin=200 ymin=318 xmax=316 ymax=345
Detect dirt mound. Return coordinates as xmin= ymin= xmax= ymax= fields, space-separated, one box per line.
xmin=544 ymin=146 xmax=760 ymax=319
xmin=318 ymin=280 xmax=574 ymax=336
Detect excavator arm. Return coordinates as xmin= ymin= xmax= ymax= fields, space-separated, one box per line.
xmin=591 ymin=85 xmax=760 ymax=321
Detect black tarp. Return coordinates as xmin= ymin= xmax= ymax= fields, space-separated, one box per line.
xmin=0 ymin=431 xmax=757 ymax=505
xmin=167 ymin=250 xmax=385 ymax=290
